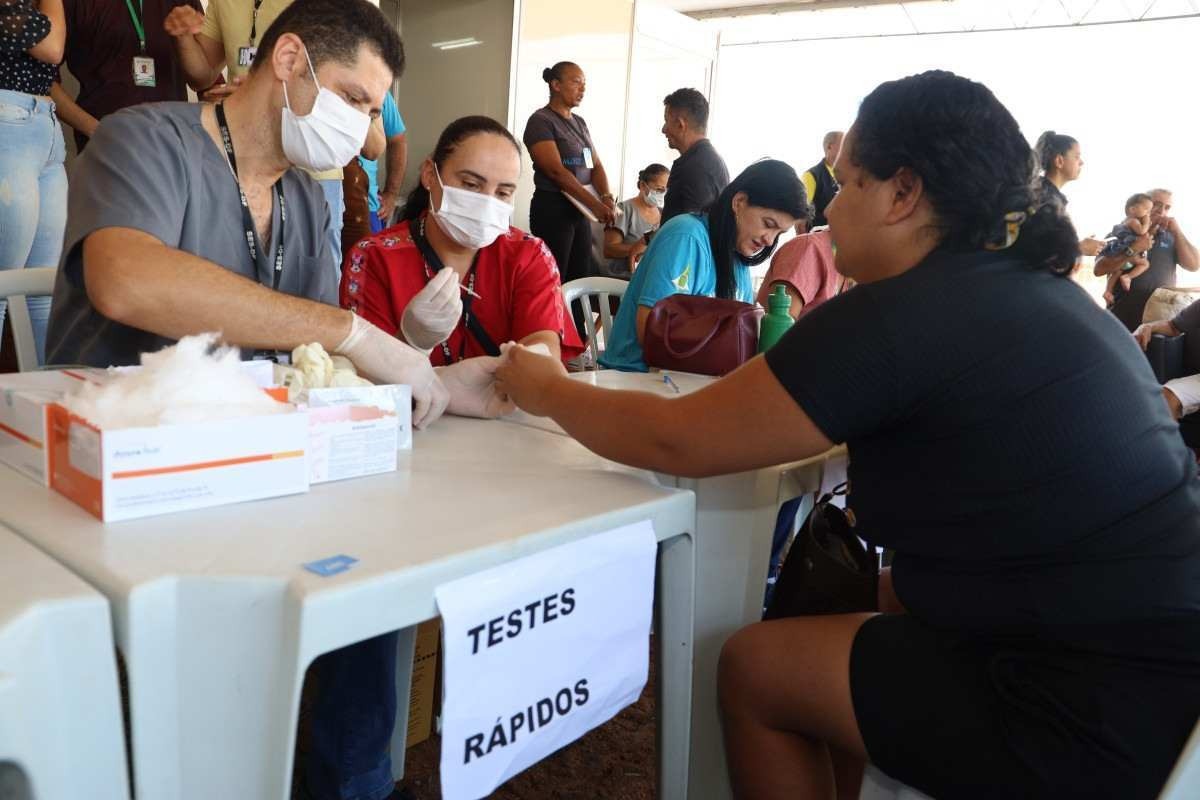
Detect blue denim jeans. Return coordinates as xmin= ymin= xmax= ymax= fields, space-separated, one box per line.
xmin=319 ymin=178 xmax=345 ymax=282
xmin=304 ymin=631 xmax=400 ymax=800
xmin=0 ymin=89 xmax=66 ymax=365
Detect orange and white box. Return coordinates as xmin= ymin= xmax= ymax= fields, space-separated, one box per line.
xmin=304 ymin=385 xmax=411 ymax=484
xmin=46 ymin=404 xmax=310 ymax=522
xmin=0 ymin=370 xmax=96 ymax=485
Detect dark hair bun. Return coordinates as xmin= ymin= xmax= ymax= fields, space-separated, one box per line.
xmin=542 ymin=67 xmax=554 ymax=83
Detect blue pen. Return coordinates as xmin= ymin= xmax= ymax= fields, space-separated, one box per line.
xmin=662 ymin=373 xmax=681 ymax=394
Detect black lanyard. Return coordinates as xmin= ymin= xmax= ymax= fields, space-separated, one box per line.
xmin=548 ymin=106 xmax=591 ymax=156
xmin=411 ymin=216 xmax=499 ymax=363
xmin=250 ymin=0 xmax=265 ymax=44
xmin=215 ymin=101 xmax=286 ymax=290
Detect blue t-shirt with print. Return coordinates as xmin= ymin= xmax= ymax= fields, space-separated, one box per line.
xmin=600 ymin=213 xmax=753 ymax=372
xmin=359 ymin=93 xmax=406 ymax=214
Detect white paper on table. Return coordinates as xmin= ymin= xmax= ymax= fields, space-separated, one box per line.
xmin=434 ymin=520 xmax=657 ymax=800
xmin=563 ymin=184 xmax=622 ymax=224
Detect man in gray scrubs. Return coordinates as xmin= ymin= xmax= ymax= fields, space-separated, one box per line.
xmin=47 ymin=0 xmax=500 ymax=432
xmin=47 ymin=8 xmax=504 ymax=796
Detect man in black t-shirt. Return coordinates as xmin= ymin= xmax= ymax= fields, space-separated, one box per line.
xmin=1096 ymin=188 xmax=1200 ymax=330
xmin=660 ymin=87 xmax=729 ymax=224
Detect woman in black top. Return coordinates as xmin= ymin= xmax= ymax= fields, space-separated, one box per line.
xmin=1036 ymin=130 xmax=1106 ymax=257
xmin=496 ymin=71 xmax=1200 ymax=799
xmin=0 ymin=0 xmax=67 ymax=365
xmin=521 ymin=61 xmax=618 ymax=287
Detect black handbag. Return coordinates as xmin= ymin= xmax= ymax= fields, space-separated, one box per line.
xmin=763 ymin=484 xmax=879 ymax=619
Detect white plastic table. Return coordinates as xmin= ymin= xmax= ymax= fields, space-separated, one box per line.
xmin=506 ymin=369 xmax=849 ymax=799
xmin=0 ymin=525 xmax=129 ymax=800
xmin=0 ymin=418 xmax=695 ymax=800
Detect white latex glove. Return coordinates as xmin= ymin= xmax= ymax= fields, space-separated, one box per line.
xmin=335 ymin=314 xmax=450 ymax=428
xmin=437 ymin=356 xmax=515 ymax=419
xmin=400 ymin=266 xmax=464 ymax=352
xmin=292 ymin=342 xmax=334 ymax=388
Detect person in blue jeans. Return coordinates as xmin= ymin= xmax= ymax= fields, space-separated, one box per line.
xmin=600 ymin=159 xmax=807 ymax=372
xmin=0 ymin=0 xmax=68 ymax=365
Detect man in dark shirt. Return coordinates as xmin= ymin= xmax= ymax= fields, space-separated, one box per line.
xmin=51 ymin=0 xmax=200 ymax=151
xmin=800 ymin=131 xmax=842 ymax=228
xmin=1095 ymin=188 xmax=1199 ymax=330
xmin=1135 ymin=297 xmax=1200 ymax=418
xmin=660 ymin=87 xmax=729 ymax=224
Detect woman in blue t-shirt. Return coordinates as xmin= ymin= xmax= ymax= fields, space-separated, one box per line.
xmin=497 ymin=71 xmax=1200 ymax=799
xmin=600 ymin=159 xmax=807 ymax=372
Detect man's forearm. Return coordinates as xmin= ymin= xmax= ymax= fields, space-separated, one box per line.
xmin=1175 ymin=227 xmax=1199 ymax=270
xmin=383 ymin=136 xmax=407 ymax=195
xmin=175 ymin=35 xmax=219 ymax=91
xmin=50 ymin=83 xmax=99 ymax=137
xmin=83 ymin=229 xmax=352 ymax=352
xmin=1093 ymin=253 xmax=1127 ymax=277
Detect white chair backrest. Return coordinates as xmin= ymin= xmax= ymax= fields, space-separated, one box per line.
xmin=561 ymin=277 xmax=628 ymax=365
xmin=1159 ymin=717 xmax=1200 ymax=799
xmin=0 ymin=267 xmax=56 ymax=372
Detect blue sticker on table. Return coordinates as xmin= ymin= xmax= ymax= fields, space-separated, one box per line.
xmin=303 ymin=554 xmax=359 ymax=577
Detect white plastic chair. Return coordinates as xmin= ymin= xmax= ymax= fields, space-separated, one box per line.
xmin=0 ymin=526 xmax=129 ymax=799
xmin=561 ymin=276 xmax=628 ymax=364
xmin=0 ymin=267 xmax=56 ymax=372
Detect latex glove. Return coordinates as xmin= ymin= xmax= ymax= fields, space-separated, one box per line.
xmin=292 ymin=342 xmax=334 ymax=388
xmin=335 ymin=314 xmax=449 ymax=428
xmin=437 ymin=356 xmax=515 ymax=419
xmin=400 ymin=266 xmax=463 ymax=352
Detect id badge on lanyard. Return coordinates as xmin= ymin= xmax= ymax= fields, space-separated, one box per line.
xmin=582 ymin=147 xmax=594 ymax=170
xmin=132 ymin=56 xmax=156 ymax=87
xmin=123 ymin=0 xmax=155 ymax=86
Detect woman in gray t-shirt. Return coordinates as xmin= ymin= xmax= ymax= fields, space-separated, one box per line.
xmin=522 ymin=61 xmax=618 ymax=291
xmin=600 ymin=163 xmax=669 ymax=279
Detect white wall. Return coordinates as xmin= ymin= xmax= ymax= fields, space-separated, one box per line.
xmin=392 ymin=0 xmax=516 ymax=199
xmin=508 ymin=0 xmax=636 ymax=230
xmin=622 ymin=3 xmax=717 ymax=198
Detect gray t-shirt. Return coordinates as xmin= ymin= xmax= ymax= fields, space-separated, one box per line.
xmin=601 ymin=198 xmax=659 ymax=279
xmin=46 ymin=102 xmax=335 ymax=367
xmin=522 ymin=106 xmax=595 ymax=192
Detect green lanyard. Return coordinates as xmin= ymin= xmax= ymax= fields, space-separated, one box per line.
xmin=122 ymin=0 xmax=146 ymax=53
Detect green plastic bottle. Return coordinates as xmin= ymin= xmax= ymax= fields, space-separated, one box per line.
xmin=757 ymin=284 xmax=795 ymax=353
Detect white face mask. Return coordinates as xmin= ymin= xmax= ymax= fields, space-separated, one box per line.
xmin=280 ymin=47 xmax=371 ymax=172
xmin=430 ymin=165 xmax=514 ymax=250
xmin=644 ymin=189 xmax=666 ymax=209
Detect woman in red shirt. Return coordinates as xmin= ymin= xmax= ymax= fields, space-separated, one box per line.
xmin=341 ymin=115 xmax=584 ymax=365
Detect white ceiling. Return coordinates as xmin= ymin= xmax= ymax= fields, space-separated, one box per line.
xmin=661 ymin=0 xmax=913 ymax=16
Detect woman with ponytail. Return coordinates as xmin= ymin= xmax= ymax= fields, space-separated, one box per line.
xmin=1035 ymin=129 xmax=1107 ymax=256
xmin=522 ymin=61 xmax=618 ymax=287
xmin=341 ymin=115 xmax=583 ymax=364
xmin=597 ymin=158 xmax=806 ymax=372
xmin=497 ymin=71 xmax=1200 ymax=799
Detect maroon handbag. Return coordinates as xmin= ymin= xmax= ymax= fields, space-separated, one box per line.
xmin=643 ymin=295 xmax=759 ymax=376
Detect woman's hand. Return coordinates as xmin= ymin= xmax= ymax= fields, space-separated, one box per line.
xmin=1079 ymin=237 xmax=1105 ymax=257
xmin=495 ymin=343 xmax=569 ymax=417
xmin=590 ymin=196 xmax=616 ymax=226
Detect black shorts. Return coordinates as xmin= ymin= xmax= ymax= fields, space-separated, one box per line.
xmin=850 ymin=614 xmax=1200 ymax=800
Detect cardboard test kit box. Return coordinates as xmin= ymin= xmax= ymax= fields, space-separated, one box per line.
xmin=45 ymin=401 xmax=310 ymax=523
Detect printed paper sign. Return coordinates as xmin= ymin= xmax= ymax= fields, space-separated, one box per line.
xmin=434 ymin=520 xmax=657 ymax=800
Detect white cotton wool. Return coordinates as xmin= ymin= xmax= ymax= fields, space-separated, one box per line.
xmin=62 ymin=333 xmax=290 ymax=429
